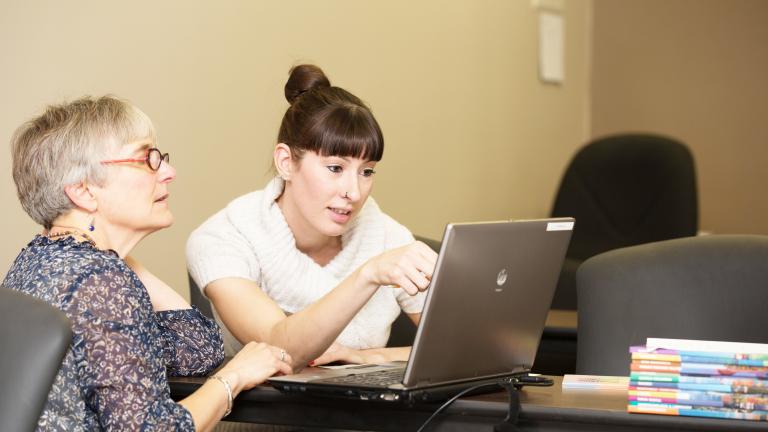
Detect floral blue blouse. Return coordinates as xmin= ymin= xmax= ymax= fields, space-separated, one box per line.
xmin=2 ymin=236 xmax=224 ymax=431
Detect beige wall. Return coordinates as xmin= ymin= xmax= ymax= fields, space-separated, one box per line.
xmin=1 ymin=1 xmax=593 ymax=299
xmin=591 ymin=0 xmax=768 ymax=235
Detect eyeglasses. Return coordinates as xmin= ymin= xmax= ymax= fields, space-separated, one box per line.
xmin=101 ymin=148 xmax=170 ymax=171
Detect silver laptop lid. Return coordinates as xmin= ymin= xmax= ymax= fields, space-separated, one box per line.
xmin=402 ymin=218 xmax=573 ymax=388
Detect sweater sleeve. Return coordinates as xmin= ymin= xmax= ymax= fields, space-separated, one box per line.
xmin=186 ymin=208 xmax=260 ymax=296
xmin=381 ymin=214 xmax=428 ymax=314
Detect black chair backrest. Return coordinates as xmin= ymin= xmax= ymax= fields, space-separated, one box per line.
xmin=386 ymin=312 xmax=417 ymax=347
xmin=552 ymin=133 xmax=698 ymax=261
xmin=576 ymin=235 xmax=768 ymax=376
xmin=0 ymin=289 xmax=72 ymax=432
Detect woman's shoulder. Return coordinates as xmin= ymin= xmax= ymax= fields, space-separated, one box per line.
xmin=32 ymin=235 xmax=123 ymax=272
xmin=381 ymin=213 xmax=415 ymax=247
xmin=6 ymin=236 xmax=130 ymax=306
xmin=188 ymin=189 xmax=270 ymax=252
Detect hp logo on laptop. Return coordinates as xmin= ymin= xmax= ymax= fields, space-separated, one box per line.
xmin=496 ymin=268 xmax=508 ymax=291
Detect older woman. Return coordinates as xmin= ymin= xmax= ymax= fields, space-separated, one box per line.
xmin=3 ymin=96 xmax=292 ymax=431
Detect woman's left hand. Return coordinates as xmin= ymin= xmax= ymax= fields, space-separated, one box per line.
xmin=310 ymin=343 xmax=410 ymax=366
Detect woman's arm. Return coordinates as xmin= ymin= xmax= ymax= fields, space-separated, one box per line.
xmin=407 ymin=312 xmax=422 ymax=326
xmin=74 ymin=266 xmax=292 ymax=432
xmin=309 ymin=312 xmax=422 ymax=366
xmin=156 ymin=308 xmax=225 ymax=376
xmin=207 ymin=242 xmax=437 ymax=369
xmin=208 ymin=266 xmax=379 ymax=370
xmin=71 ymin=269 xmax=197 ymax=430
xmin=125 ymin=256 xmax=189 ymax=311
xmin=310 ymin=343 xmax=411 ymax=365
xmin=179 ymin=342 xmax=292 ymax=432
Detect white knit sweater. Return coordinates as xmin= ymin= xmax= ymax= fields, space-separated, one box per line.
xmin=186 ymin=177 xmax=426 ymax=355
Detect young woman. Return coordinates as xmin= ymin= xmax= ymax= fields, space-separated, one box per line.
xmin=4 ymin=96 xmax=292 ymax=431
xmin=187 ymin=65 xmax=438 ymax=370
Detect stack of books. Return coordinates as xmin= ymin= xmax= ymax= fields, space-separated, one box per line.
xmin=627 ymin=338 xmax=768 ymax=421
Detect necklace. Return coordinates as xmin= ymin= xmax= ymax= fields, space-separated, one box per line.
xmin=47 ymin=228 xmax=97 ymax=247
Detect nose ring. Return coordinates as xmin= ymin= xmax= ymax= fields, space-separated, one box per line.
xmin=344 ymin=192 xmax=350 ymax=199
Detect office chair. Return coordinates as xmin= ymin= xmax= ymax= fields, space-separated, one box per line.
xmin=0 ymin=288 xmax=72 ymax=432
xmin=550 ymin=133 xmax=698 ymax=310
xmin=576 ymin=235 xmax=768 ymax=376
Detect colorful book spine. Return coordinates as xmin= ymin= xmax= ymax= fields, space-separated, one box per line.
xmin=631 ymin=381 xmax=768 ymax=394
xmin=631 ymin=346 xmax=768 ymax=362
xmin=631 ymin=351 xmax=768 ymax=367
xmin=628 ymin=388 xmax=768 ymax=410
xmin=630 ymin=371 xmax=768 ymax=383
xmin=627 ymin=342 xmax=768 ymax=422
xmin=630 ymin=362 xmax=768 ymax=378
xmin=627 ymin=402 xmax=768 ymax=421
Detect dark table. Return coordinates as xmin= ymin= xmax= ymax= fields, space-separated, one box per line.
xmin=169 ymin=375 xmax=768 ymax=431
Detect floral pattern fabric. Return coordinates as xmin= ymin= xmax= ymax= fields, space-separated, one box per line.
xmin=2 ymin=236 xmax=224 ymax=431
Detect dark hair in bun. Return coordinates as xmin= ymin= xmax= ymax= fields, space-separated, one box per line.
xmin=278 ymin=64 xmax=383 ymax=162
xmin=284 ymin=64 xmax=330 ymax=105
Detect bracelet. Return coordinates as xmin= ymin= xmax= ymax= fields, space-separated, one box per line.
xmin=208 ymin=375 xmax=233 ymax=418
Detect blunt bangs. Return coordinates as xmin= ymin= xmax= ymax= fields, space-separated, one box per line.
xmin=307 ymin=104 xmax=384 ymax=162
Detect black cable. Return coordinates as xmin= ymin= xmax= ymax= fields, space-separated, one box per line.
xmin=415 ymin=375 xmax=554 ymax=432
xmin=415 ymin=381 xmax=501 ymax=432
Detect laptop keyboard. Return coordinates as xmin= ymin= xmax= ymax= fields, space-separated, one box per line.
xmin=315 ymin=368 xmax=404 ymax=386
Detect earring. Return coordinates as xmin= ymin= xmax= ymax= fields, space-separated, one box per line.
xmin=88 ymin=216 xmax=95 ymax=232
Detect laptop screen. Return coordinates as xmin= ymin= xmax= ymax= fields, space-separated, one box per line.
xmin=268 ymin=218 xmax=573 ymax=402
xmin=403 ymin=218 xmax=573 ymax=387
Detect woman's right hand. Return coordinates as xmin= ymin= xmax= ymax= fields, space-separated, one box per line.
xmin=217 ymin=342 xmax=293 ymax=393
xmin=181 ymin=342 xmax=292 ymax=430
xmin=361 ymin=241 xmax=438 ymax=295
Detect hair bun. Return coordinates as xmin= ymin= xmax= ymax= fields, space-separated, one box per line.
xmin=284 ymin=64 xmax=331 ymax=104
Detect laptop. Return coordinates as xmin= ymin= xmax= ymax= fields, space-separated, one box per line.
xmin=269 ymin=217 xmax=574 ymax=404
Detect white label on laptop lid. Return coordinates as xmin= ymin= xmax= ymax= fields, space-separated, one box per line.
xmin=546 ymin=221 xmax=574 ymax=231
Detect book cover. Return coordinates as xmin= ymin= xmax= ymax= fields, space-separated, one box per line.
xmin=562 ymin=374 xmax=629 ymax=390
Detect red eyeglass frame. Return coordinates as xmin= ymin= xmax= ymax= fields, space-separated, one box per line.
xmin=101 ymin=148 xmax=169 ymax=171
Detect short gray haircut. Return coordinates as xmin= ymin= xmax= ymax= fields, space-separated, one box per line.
xmin=11 ymin=95 xmax=156 ymax=229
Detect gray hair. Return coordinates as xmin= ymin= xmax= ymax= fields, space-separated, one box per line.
xmin=11 ymin=95 xmax=156 ymax=229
